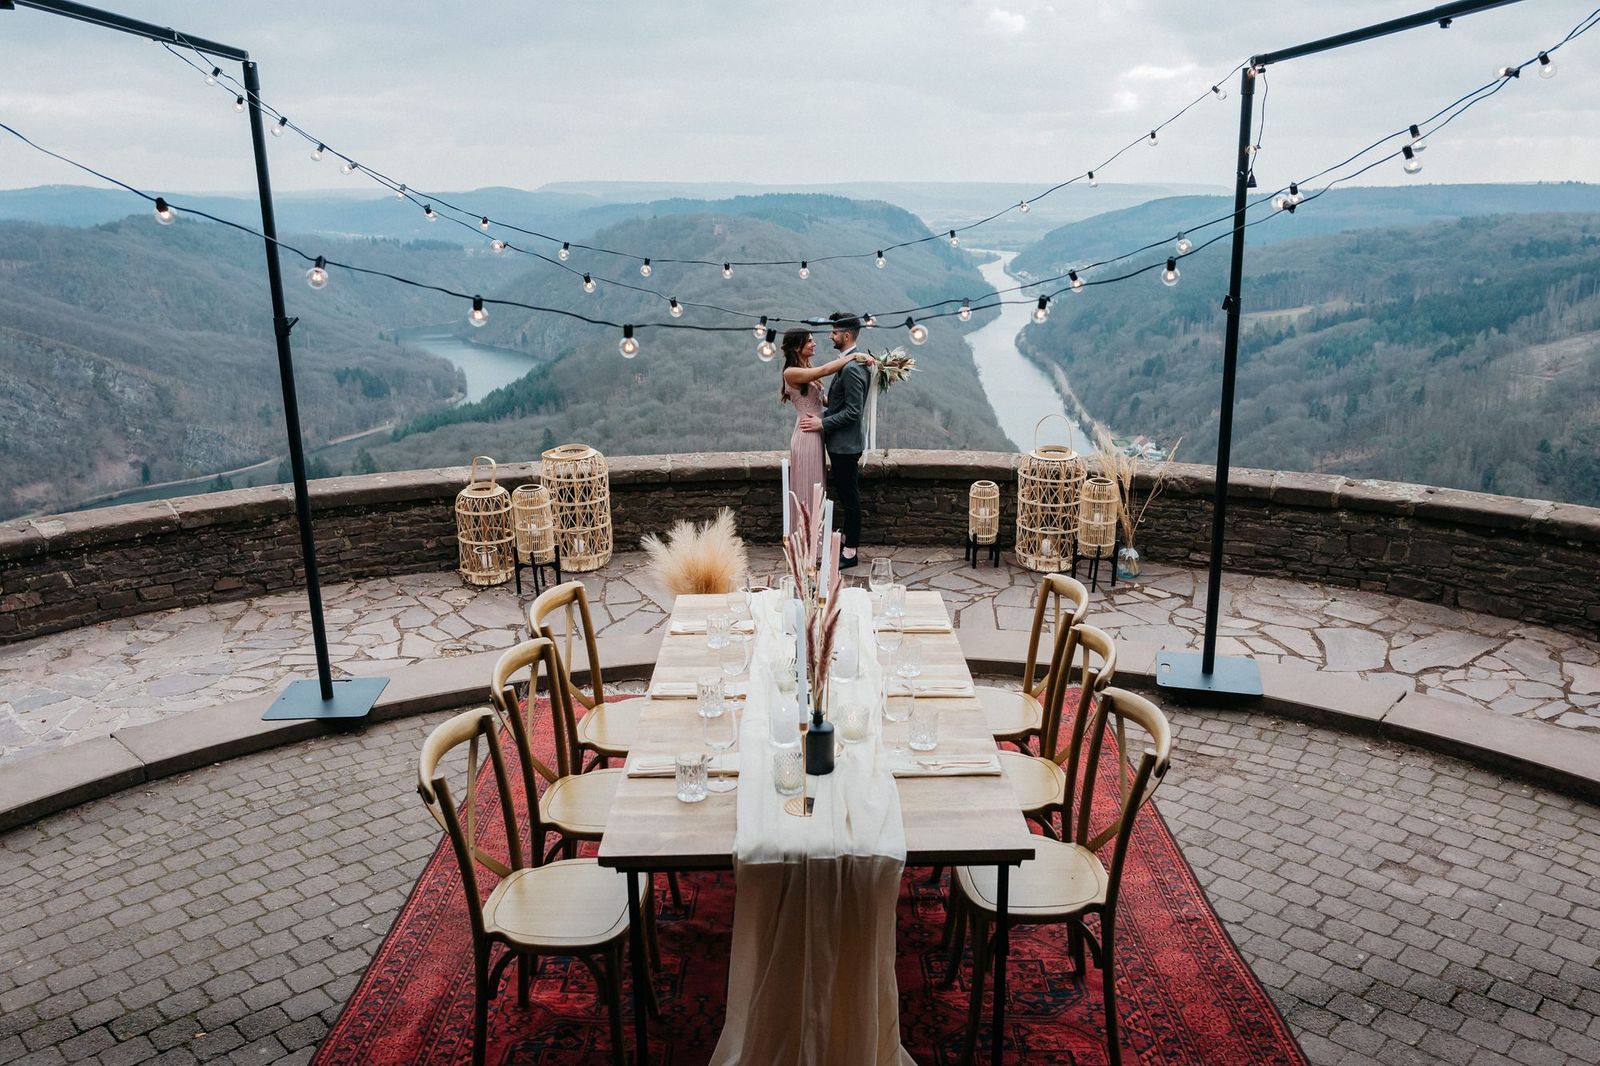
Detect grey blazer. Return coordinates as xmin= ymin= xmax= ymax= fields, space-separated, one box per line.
xmin=822 ymin=360 xmax=870 ymax=456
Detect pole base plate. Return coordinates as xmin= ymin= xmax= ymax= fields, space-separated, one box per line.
xmin=1155 ymin=651 xmax=1263 ymax=697
xmin=262 ymin=676 xmax=389 ymax=721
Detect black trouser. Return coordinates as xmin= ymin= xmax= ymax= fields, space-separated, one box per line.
xmin=828 ymin=450 xmax=862 ymax=551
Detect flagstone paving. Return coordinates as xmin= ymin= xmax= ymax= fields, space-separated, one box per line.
xmin=3 ymin=546 xmax=1599 ymax=760
xmin=3 ymin=701 xmax=1598 ymax=1065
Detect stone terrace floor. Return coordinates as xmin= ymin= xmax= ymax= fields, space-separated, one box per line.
xmin=3 ymin=547 xmax=1600 ymax=760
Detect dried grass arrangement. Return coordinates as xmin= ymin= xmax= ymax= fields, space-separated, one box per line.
xmin=640 ymin=508 xmax=749 ymax=596
xmin=1092 ymin=434 xmax=1183 ymax=549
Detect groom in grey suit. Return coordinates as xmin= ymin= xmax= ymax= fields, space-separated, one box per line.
xmin=821 ymin=312 xmax=869 ymax=569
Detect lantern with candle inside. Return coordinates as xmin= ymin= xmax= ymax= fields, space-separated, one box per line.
xmin=455 ymin=456 xmax=514 ymax=587
xmin=1015 ymin=415 xmax=1085 ymax=572
xmin=966 ymin=480 xmax=1002 ymax=567
xmin=510 ymin=483 xmax=561 ymax=594
xmin=540 ymin=443 xmax=612 ymax=572
xmin=1072 ymin=475 xmax=1120 ymax=591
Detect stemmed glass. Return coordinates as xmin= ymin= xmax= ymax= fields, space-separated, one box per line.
xmin=874 ymin=617 xmax=903 ymax=669
xmin=895 ymin=634 xmax=923 ymax=693
xmin=869 ymin=558 xmax=895 ymax=596
xmin=720 ymin=634 xmax=752 ymax=681
xmin=703 ymin=704 xmax=738 ymax=793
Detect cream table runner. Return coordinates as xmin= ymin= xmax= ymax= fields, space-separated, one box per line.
xmin=709 ymin=588 xmax=917 ymax=1066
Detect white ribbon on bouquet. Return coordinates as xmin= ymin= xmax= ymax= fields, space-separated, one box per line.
xmin=864 ymin=360 xmax=881 ymax=452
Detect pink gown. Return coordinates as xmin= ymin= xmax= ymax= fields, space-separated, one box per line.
xmin=785 ymin=381 xmax=826 ymax=535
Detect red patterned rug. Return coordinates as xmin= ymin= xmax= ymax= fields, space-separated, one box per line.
xmin=316 ymin=700 xmax=1306 ymax=1065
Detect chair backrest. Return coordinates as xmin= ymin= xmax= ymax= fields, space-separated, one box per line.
xmin=1040 ymin=622 xmax=1118 ymax=766
xmin=527 ymin=580 xmax=607 ymax=713
xmin=491 ymin=638 xmax=580 ymax=842
xmin=1019 ymin=574 xmax=1090 ymax=700
xmin=1069 ymin=686 xmax=1172 ymax=915
xmin=417 ymin=708 xmax=526 ymax=943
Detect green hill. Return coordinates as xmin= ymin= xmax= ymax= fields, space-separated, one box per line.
xmin=1016 ymin=211 xmax=1600 ymax=506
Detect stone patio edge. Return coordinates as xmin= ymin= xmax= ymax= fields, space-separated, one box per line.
xmin=3 ymin=633 xmax=1597 ymax=834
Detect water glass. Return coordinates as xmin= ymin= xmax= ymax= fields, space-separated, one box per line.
xmin=882 ymin=687 xmax=913 ymax=724
xmin=895 ymin=634 xmax=923 ymax=685
xmin=675 ymin=752 xmax=707 ymax=803
xmin=883 ymin=583 xmax=907 ymax=624
xmin=727 ymin=590 xmax=753 ymax=627
xmin=703 ymin=706 xmax=739 ymax=793
xmin=697 ymin=674 xmax=725 ymax=718
xmin=909 ymin=701 xmax=940 ymax=752
xmin=706 ymin=612 xmax=734 ymax=650
xmin=869 ymin=558 xmax=895 ymax=596
xmin=772 ymin=749 xmax=804 ymax=796
xmin=874 ymin=619 xmax=903 ymax=664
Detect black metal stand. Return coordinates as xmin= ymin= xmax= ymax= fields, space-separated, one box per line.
xmin=1071 ymin=541 xmax=1119 ymax=593
xmin=10 ymin=0 xmax=388 ymax=723
xmin=965 ymin=534 xmax=1001 ymax=568
xmin=513 ymin=544 xmax=562 ymax=596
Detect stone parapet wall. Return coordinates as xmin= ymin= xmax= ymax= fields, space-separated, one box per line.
xmin=2 ymin=451 xmax=1597 ymax=643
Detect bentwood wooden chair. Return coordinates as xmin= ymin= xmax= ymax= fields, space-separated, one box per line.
xmin=994 ymin=623 xmax=1117 ymax=838
xmin=945 ymin=687 xmax=1172 ymax=1066
xmin=529 ymin=581 xmax=636 ymax=769
xmin=417 ymin=707 xmax=636 ymax=1066
xmin=973 ymin=575 xmax=1089 ymax=753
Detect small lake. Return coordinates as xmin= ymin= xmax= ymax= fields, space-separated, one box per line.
xmin=399 ymin=326 xmax=542 ymax=403
xmin=968 ymin=252 xmax=1096 ymax=454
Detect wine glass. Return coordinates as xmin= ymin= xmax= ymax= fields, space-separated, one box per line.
xmin=895 ymin=634 xmax=923 ymax=690
xmin=869 ymin=558 xmax=894 ymax=596
xmin=720 ymin=634 xmax=752 ymax=680
xmin=874 ymin=619 xmax=903 ymax=671
xmin=703 ymin=705 xmax=738 ymax=793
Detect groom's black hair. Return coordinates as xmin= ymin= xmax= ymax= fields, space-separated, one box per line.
xmin=828 ymin=312 xmax=861 ymax=337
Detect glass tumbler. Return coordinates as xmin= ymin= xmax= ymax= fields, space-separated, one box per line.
xmin=706 ymin=612 xmax=734 ymax=650
xmin=675 ymin=752 xmax=708 ymax=803
xmin=697 ymin=674 xmax=725 ymax=718
xmin=772 ymin=749 xmax=804 ymax=796
xmin=909 ymin=701 xmax=940 ymax=752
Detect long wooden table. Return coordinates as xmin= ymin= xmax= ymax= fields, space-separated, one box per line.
xmin=597 ymin=590 xmax=1036 ymax=1065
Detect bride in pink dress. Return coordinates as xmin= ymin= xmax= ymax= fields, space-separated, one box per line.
xmin=780 ymin=328 xmax=855 ymax=535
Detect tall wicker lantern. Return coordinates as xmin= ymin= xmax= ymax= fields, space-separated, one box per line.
xmin=541 ymin=443 xmax=612 ymax=571
xmin=969 ymin=481 xmax=1000 ymax=544
xmin=512 ymin=484 xmax=557 ymax=566
xmin=1077 ymin=476 xmax=1119 ymax=558
xmin=1015 ymin=416 xmax=1085 ymax=572
xmin=456 ymin=456 xmax=514 ymax=586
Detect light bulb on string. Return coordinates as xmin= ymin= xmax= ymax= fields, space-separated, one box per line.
xmin=876 ymin=250 xmax=886 ymax=269
xmin=1408 ymin=124 xmax=1428 ymax=152
xmin=906 ymin=317 xmax=928 ymax=345
xmin=1538 ymin=52 xmax=1556 ymax=78
xmin=310 ymin=143 xmax=325 ymax=162
xmin=958 ymin=298 xmax=971 ymax=322
xmin=1245 ymin=169 xmax=1258 ymax=189
xmin=1087 ymin=171 xmax=1098 ymax=188
xmin=1175 ymin=234 xmax=1192 ymax=255
xmin=758 ymin=328 xmax=777 ymax=362
xmin=669 ymin=298 xmax=683 ymax=318
xmin=479 ymin=216 xmax=491 ymax=230
xmin=1032 ymin=296 xmax=1050 ymax=323
xmin=423 ymin=204 xmax=437 ymax=222
xmin=619 ymin=325 xmax=640 ymax=358
xmin=863 ymin=313 xmax=876 ymax=328
xmin=1069 ymin=270 xmax=1084 ymax=293
xmin=153 ymin=197 xmax=174 ymax=225
xmin=798 ymin=261 xmax=810 ymax=279
xmin=1498 ymin=65 xmax=1519 ymax=78
xmin=1402 ymin=146 xmax=1422 ymax=174
xmin=753 ymin=315 xmax=768 ymax=339
xmin=1272 ymin=193 xmax=1289 ymax=211
xmin=722 ymin=262 xmax=733 ymax=279
xmin=233 ymin=95 xmax=245 ymax=112
xmin=1212 ymin=84 xmax=1227 ymax=101
xmin=559 ymin=242 xmax=571 ymax=261
xmin=395 ymin=184 xmax=407 ymax=200
xmin=640 ymin=259 xmax=652 ymax=277
xmin=1288 ymin=182 xmax=1303 ymax=205
xmin=490 ymin=239 xmax=506 ymax=253
xmin=305 ymin=255 xmax=328 ymax=289
xmin=468 ymin=296 xmax=488 ymax=328
xmin=582 ymin=273 xmax=596 ymax=294
xmin=271 ymin=116 xmax=287 ymax=138
xmin=205 ymin=66 xmax=220 ymax=85
xmin=1148 ymin=130 xmax=1158 ymax=147
xmin=1018 ymin=200 xmax=1030 ymax=214
xmin=341 ymin=161 xmax=356 ymax=175
xmin=948 ymin=230 xmax=960 ymax=248
xmin=1161 ymin=258 xmax=1180 ymax=287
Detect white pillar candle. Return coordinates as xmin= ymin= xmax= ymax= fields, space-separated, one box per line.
xmin=786 ymin=598 xmax=809 ymax=719
xmin=781 ymin=458 xmax=791 ymax=534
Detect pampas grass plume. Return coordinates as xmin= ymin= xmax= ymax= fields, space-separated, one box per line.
xmin=640 ymin=508 xmax=748 ymax=596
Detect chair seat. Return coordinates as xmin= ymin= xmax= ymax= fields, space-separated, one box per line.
xmin=975 ymin=685 xmax=1042 ymax=740
xmin=540 ymin=768 xmax=623 ymax=838
xmin=485 ymin=858 xmax=630 ymax=949
xmin=998 ymin=750 xmax=1065 ymax=814
xmin=955 ymin=837 xmax=1109 ymax=921
xmin=577 ymin=699 xmax=639 ymax=756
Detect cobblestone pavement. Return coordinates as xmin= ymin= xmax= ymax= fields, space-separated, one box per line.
xmin=4 ymin=546 xmax=1599 ymax=758
xmin=3 ymin=703 xmax=1598 ymax=1065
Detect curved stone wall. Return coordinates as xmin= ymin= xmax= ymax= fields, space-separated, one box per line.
xmin=2 ymin=451 xmax=1597 ymax=643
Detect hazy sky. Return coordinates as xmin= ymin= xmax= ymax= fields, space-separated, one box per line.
xmin=1 ymin=0 xmax=1597 ymax=198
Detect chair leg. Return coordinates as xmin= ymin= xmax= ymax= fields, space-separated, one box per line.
xmin=472 ymin=948 xmax=490 ymax=1066
xmin=605 ymin=945 xmax=628 ymax=1066
xmin=922 ymin=864 xmax=944 ymax=887
xmin=1101 ymin=918 xmax=1122 ymax=1066
xmin=1068 ymin=920 xmax=1086 ymax=979
xmin=667 ymin=871 xmax=684 ymax=908
xmin=517 ymin=951 xmax=530 ymax=1007
xmin=644 ymin=876 xmax=663 ymax=973
xmin=942 ymin=895 xmax=968 ymax=989
xmin=958 ymin=916 xmax=991 ymax=1066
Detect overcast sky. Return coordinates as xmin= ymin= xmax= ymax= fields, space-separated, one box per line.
xmin=2 ymin=0 xmax=1597 ymax=198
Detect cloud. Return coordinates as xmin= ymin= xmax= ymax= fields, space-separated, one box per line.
xmin=1123 ymin=63 xmax=1200 ymax=82
xmin=984 ymin=8 xmax=1028 ymax=35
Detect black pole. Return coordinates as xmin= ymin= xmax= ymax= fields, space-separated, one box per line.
xmin=1201 ymin=65 xmax=1257 ymax=675
xmin=1254 ymin=0 xmax=1522 ymax=66
xmin=242 ymin=61 xmax=334 ymax=701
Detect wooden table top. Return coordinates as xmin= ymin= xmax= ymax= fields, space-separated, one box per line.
xmin=597 ymin=590 xmax=1037 ymax=872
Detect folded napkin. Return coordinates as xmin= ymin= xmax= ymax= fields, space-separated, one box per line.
xmin=890 ymin=753 xmax=1002 ymax=778
xmin=627 ymin=753 xmax=740 ymax=778
xmin=902 ymin=680 xmax=975 ymax=698
xmin=898 ymin=619 xmax=954 ymax=634
xmin=669 ymin=618 xmax=756 ymax=635
xmin=649 ymin=680 xmax=748 ymax=700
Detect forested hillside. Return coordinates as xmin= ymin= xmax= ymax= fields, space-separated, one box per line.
xmin=0 ymin=217 xmax=521 ymax=517
xmin=1018 ymin=211 xmax=1600 ymax=505
xmin=315 ymin=195 xmax=1012 ymax=473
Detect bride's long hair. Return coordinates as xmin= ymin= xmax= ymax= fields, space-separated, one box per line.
xmin=778 ymin=328 xmax=814 ymax=404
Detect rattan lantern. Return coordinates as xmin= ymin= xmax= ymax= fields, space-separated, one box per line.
xmin=1015 ymin=415 xmax=1085 ymax=572
xmin=968 ymin=481 xmax=1001 ymax=545
xmin=1076 ymin=476 xmax=1119 ymax=558
xmin=512 ymin=484 xmax=557 ymax=565
xmin=456 ymin=456 xmax=514 ymax=586
xmin=541 ymin=443 xmax=612 ymax=571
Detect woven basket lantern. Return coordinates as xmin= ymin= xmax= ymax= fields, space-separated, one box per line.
xmin=541 ymin=443 xmax=612 ymax=572
xmin=511 ymin=483 xmax=557 ymax=565
xmin=1077 ymin=476 xmax=1119 ymax=558
xmin=456 ymin=455 xmax=514 ymax=586
xmin=969 ymin=481 xmax=1001 ymax=545
xmin=1015 ymin=415 xmax=1085 ymax=572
